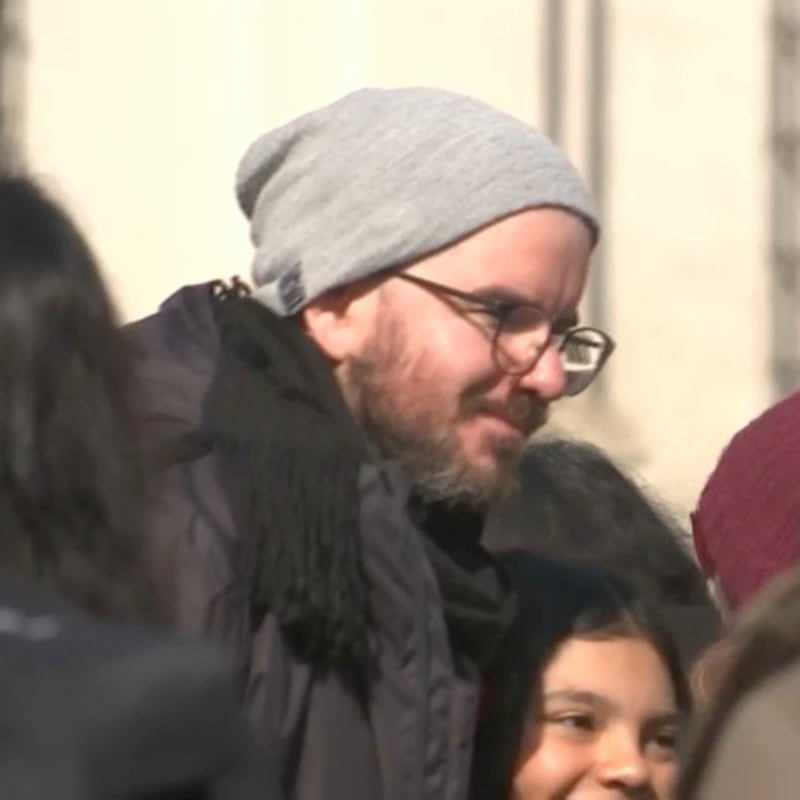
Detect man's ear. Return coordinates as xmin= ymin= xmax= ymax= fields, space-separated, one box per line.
xmin=301 ymin=280 xmax=382 ymax=362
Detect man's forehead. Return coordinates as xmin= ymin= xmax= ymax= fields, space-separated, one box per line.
xmin=415 ymin=259 xmax=587 ymax=318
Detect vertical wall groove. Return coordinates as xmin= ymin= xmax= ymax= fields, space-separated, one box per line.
xmin=769 ymin=0 xmax=800 ymax=397
xmin=541 ymin=0 xmax=611 ymax=398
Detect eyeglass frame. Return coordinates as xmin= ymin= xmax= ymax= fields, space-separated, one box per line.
xmin=394 ymin=272 xmax=615 ymax=388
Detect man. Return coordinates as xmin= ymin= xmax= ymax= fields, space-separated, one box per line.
xmin=129 ymin=87 xmax=611 ymax=799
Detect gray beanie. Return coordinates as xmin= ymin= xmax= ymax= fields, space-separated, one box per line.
xmin=236 ymin=87 xmax=598 ymax=315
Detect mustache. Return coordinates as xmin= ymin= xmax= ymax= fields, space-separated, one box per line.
xmin=462 ymin=393 xmax=549 ymax=434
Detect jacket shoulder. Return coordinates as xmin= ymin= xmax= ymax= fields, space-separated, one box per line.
xmin=126 ymin=283 xmax=220 ymax=442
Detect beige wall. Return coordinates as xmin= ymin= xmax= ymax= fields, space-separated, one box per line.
xmin=18 ymin=0 xmax=774 ymax=520
xmin=22 ymin=0 xmax=549 ymax=319
xmin=24 ymin=1 xmax=264 ymax=315
xmin=554 ymin=0 xmax=771 ymax=517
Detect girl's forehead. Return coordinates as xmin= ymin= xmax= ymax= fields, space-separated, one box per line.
xmin=542 ymin=636 xmax=678 ymax=710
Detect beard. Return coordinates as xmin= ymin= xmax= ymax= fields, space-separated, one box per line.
xmin=342 ymin=315 xmax=549 ymax=510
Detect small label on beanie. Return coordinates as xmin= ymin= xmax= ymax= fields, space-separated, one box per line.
xmin=278 ymin=264 xmax=306 ymax=314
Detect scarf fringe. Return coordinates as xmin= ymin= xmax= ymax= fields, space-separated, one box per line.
xmin=215 ymin=437 xmax=371 ymax=666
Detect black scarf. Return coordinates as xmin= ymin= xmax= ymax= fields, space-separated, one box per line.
xmin=201 ymin=290 xmax=514 ymax=670
xmin=412 ymin=501 xmax=517 ymax=670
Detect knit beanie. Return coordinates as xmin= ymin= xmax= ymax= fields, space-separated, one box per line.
xmin=235 ymin=86 xmax=598 ymax=315
xmin=692 ymin=389 xmax=800 ymax=611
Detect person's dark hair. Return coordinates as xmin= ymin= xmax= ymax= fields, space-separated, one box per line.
xmin=483 ymin=438 xmax=721 ymax=665
xmin=0 ymin=176 xmax=154 ymax=619
xmin=678 ymin=566 xmax=800 ymax=797
xmin=485 ymin=438 xmax=706 ymax=601
xmin=472 ymin=552 xmax=691 ymax=800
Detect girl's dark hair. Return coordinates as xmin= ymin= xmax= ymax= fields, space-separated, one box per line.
xmin=472 ymin=552 xmax=691 ymax=800
xmin=483 ymin=438 xmax=721 ymax=666
xmin=0 ymin=176 xmax=154 ymax=619
xmin=678 ymin=567 xmax=800 ymax=797
xmin=485 ymin=438 xmax=707 ymax=602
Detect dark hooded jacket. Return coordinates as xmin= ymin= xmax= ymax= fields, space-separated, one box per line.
xmin=125 ymin=283 xmax=512 ymax=800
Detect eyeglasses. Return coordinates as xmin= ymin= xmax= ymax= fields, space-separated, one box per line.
xmin=395 ymin=273 xmax=615 ymax=396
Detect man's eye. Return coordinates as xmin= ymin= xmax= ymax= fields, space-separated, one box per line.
xmin=471 ymin=306 xmax=505 ymax=329
xmin=552 ymin=319 xmax=574 ymax=337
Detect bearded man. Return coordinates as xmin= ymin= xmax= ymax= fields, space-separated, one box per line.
xmin=128 ymin=87 xmax=612 ymax=800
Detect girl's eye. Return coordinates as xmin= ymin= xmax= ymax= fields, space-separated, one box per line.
xmin=548 ymin=713 xmax=597 ymax=735
xmin=647 ymin=729 xmax=679 ymax=760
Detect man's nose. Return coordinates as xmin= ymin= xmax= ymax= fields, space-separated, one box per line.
xmin=515 ymin=343 xmax=567 ymax=400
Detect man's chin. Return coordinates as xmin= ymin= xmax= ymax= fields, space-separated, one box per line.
xmin=483 ymin=425 xmax=530 ymax=462
xmin=456 ymin=442 xmax=524 ymax=504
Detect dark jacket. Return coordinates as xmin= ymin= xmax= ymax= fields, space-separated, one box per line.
xmin=0 ymin=572 xmax=269 ymax=800
xmin=126 ymin=284 xmax=481 ymax=800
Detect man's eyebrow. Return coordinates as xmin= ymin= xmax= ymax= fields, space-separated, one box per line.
xmin=470 ymin=284 xmax=579 ymax=324
xmin=469 ymin=284 xmax=537 ymax=305
xmin=555 ymin=311 xmax=580 ymax=329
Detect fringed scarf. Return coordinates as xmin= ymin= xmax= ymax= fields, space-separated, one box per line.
xmin=200 ymin=287 xmax=514 ymax=671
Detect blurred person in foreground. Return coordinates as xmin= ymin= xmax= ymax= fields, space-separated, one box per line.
xmin=127 ymin=87 xmax=614 ymax=799
xmin=0 ymin=176 xmax=266 ymax=800
xmin=0 ymin=175 xmax=150 ymax=620
xmin=484 ymin=438 xmax=722 ymax=669
xmin=678 ymin=566 xmax=800 ymax=799
xmin=473 ymin=554 xmax=691 ymax=799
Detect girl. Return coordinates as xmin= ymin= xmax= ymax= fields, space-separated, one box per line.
xmin=474 ymin=554 xmax=692 ymax=799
